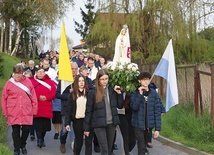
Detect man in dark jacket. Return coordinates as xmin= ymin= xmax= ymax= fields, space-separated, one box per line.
xmin=56 ymin=62 xmax=78 ymax=153
xmin=130 ymin=71 xmax=161 ymax=155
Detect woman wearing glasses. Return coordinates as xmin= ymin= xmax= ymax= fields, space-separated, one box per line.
xmin=84 ymin=69 xmax=123 ymax=155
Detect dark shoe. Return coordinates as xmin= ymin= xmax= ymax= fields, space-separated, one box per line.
xmin=94 ymin=145 xmax=101 ymax=153
xmin=145 ymin=148 xmax=149 ymax=155
xmin=60 ymin=144 xmax=66 ymax=153
xmin=113 ymin=144 xmax=118 ymax=150
xmin=21 ymin=147 xmax=27 ymax=154
xmin=30 ymin=135 xmax=35 ymax=141
xmin=41 ymin=139 xmax=46 ymax=147
xmin=37 ymin=139 xmax=42 ymax=148
xmin=54 ymin=133 xmax=59 ymax=139
xmin=14 ymin=151 xmax=20 ymax=155
xmin=147 ymin=143 xmax=153 ymax=148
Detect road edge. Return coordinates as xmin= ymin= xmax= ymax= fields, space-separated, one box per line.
xmin=157 ymin=135 xmax=213 ymax=155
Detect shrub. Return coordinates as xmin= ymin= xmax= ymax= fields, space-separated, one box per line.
xmin=0 ymin=143 xmax=13 ymax=155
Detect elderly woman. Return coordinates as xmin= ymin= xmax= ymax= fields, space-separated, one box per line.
xmin=1 ymin=64 xmax=38 ymax=155
xmin=30 ymin=67 xmax=56 ymax=148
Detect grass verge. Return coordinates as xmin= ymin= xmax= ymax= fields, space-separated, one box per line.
xmin=0 ymin=53 xmax=19 ymax=154
xmin=161 ymin=103 xmax=214 ymax=154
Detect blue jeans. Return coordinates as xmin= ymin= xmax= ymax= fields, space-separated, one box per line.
xmin=60 ymin=116 xmax=75 ymax=144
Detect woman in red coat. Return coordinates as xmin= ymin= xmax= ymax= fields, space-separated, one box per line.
xmin=31 ymin=67 xmax=56 ymax=148
xmin=1 ymin=65 xmax=38 ymax=155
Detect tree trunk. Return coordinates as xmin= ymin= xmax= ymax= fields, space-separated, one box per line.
xmin=11 ymin=25 xmax=23 ymax=56
xmin=4 ymin=18 xmax=9 ymax=54
xmin=8 ymin=19 xmax=12 ymax=54
xmin=0 ymin=17 xmax=4 ymax=53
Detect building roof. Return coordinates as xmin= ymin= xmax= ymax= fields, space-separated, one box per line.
xmin=72 ymin=43 xmax=85 ymax=49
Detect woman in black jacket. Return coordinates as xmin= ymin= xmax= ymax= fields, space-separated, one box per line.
xmin=65 ymin=74 xmax=93 ymax=155
xmin=84 ymin=69 xmax=123 ymax=155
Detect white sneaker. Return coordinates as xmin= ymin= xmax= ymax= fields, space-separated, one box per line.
xmin=71 ymin=141 xmax=74 ymax=150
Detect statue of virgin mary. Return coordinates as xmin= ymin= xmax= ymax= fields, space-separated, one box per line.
xmin=113 ymin=24 xmax=131 ymax=65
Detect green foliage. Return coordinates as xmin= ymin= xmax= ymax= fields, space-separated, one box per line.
xmin=0 ymin=53 xmax=20 ymax=153
xmin=74 ymin=0 xmax=95 ymax=39
xmin=0 ymin=143 xmax=13 ymax=155
xmin=90 ymin=0 xmax=214 ymax=64
xmin=198 ymin=27 xmax=214 ymax=41
xmin=0 ymin=53 xmax=3 ymax=77
xmin=0 ymin=53 xmax=19 ymax=92
xmin=0 ymin=114 xmax=7 ymax=144
xmin=161 ymin=103 xmax=214 ymax=153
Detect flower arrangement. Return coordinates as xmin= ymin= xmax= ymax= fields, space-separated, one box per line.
xmin=106 ymin=62 xmax=140 ymax=92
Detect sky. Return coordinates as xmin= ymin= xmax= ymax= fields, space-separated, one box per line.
xmin=51 ymin=1 xmax=86 ymax=46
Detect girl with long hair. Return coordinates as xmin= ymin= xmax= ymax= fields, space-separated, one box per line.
xmin=65 ymin=74 xmax=93 ymax=155
xmin=84 ymin=69 xmax=123 ymax=155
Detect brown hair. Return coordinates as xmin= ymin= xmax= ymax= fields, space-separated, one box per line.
xmin=95 ymin=69 xmax=109 ymax=103
xmin=36 ymin=67 xmax=45 ymax=72
xmin=79 ymin=65 xmax=88 ymax=73
xmin=137 ymin=71 xmax=151 ymax=80
xmin=72 ymin=74 xmax=87 ymax=100
xmin=13 ymin=64 xmax=24 ymax=74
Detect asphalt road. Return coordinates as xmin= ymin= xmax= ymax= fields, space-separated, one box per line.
xmin=6 ymin=125 xmax=189 ymax=155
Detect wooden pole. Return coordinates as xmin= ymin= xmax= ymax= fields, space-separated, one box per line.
xmin=211 ymin=64 xmax=214 ymax=125
xmin=194 ymin=65 xmax=199 ymax=117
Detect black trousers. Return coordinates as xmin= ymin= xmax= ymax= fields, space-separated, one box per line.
xmin=147 ymin=129 xmax=152 ymax=143
xmin=93 ymin=132 xmax=99 ymax=147
xmin=30 ymin=119 xmax=35 ymax=136
xmin=12 ymin=125 xmax=30 ymax=152
xmin=134 ymin=128 xmax=150 ymax=155
xmin=73 ymin=118 xmax=93 ymax=155
xmin=119 ymin=114 xmax=136 ymax=155
xmin=94 ymin=124 xmax=116 ymax=155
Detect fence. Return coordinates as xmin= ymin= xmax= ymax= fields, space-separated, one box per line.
xmin=142 ymin=63 xmax=214 ymax=125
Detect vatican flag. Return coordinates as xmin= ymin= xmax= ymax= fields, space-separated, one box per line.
xmin=58 ymin=23 xmax=73 ymax=93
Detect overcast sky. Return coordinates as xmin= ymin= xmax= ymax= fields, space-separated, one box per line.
xmin=52 ymin=1 xmax=86 ymax=46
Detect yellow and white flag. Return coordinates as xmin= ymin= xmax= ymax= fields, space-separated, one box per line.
xmin=58 ymin=23 xmax=74 ymax=93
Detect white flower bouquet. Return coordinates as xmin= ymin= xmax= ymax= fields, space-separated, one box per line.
xmin=106 ymin=62 xmax=140 ymax=92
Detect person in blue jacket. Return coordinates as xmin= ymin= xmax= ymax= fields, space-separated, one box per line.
xmin=146 ymin=83 xmax=165 ymax=149
xmin=130 ymin=71 xmax=161 ymax=155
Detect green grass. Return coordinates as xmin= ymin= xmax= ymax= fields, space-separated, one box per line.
xmin=0 ymin=53 xmax=19 ymax=154
xmin=161 ymin=103 xmax=214 ymax=154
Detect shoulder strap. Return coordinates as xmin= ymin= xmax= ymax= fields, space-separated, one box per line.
xmin=9 ymin=78 xmax=31 ymax=96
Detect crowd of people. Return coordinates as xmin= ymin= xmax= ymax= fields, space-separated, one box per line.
xmin=1 ymin=49 xmax=165 ymax=155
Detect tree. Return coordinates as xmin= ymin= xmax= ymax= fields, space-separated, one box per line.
xmin=73 ymin=0 xmax=96 ymax=51
xmin=90 ymin=0 xmax=214 ymax=64
xmin=0 ymin=0 xmax=74 ymax=57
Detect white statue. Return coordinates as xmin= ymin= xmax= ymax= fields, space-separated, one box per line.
xmin=113 ymin=24 xmax=131 ymax=65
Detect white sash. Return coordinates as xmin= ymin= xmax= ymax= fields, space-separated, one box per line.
xmin=34 ymin=78 xmax=51 ymax=90
xmin=9 ymin=78 xmax=31 ymax=96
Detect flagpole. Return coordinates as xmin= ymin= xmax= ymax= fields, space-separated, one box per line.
xmin=149 ymin=74 xmax=155 ymax=83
